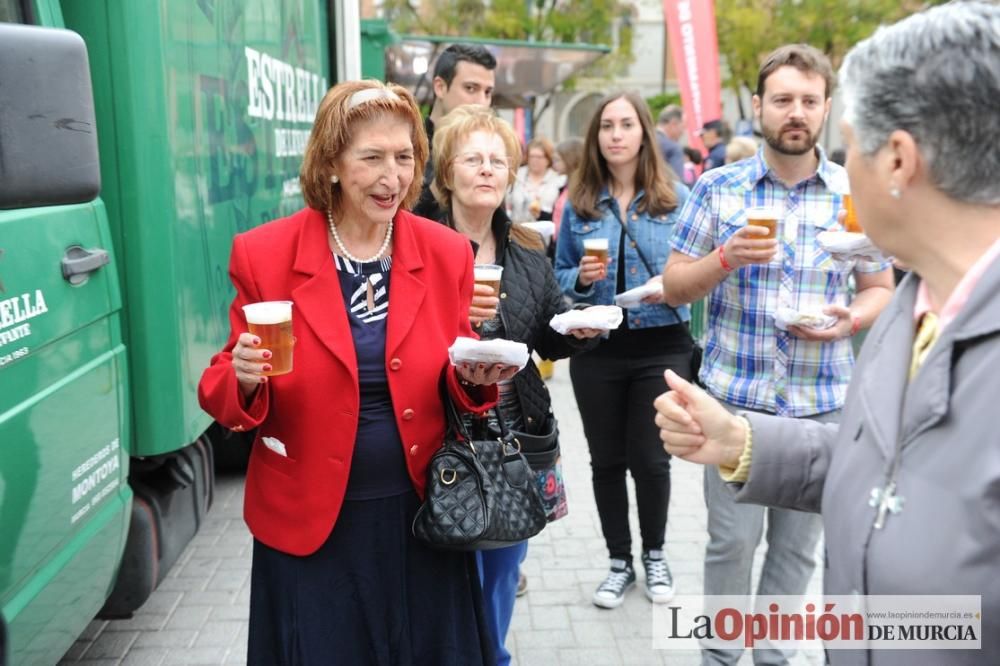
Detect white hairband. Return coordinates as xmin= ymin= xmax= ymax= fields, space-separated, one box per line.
xmin=347 ymin=87 xmax=400 ymax=110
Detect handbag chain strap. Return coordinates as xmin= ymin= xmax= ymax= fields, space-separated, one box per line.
xmin=615 ymin=215 xmax=697 ymax=346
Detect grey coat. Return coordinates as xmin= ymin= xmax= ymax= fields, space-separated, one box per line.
xmin=738 ymin=257 xmax=1000 ymax=665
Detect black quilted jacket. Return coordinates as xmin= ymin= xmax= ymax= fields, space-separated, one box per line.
xmin=446 ymin=211 xmax=598 ymax=435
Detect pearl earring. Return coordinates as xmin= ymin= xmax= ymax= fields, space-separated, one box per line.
xmin=331 ymin=175 xmax=339 ymax=184
xmin=889 ymin=186 xmax=901 ymax=199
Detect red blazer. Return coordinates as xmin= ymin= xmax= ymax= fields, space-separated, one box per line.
xmin=198 ymin=208 xmax=497 ymax=556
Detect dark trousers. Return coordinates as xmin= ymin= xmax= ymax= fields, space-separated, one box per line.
xmin=569 ymin=346 xmax=692 ymax=561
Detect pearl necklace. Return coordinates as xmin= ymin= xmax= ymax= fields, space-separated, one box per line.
xmin=327 ymin=209 xmax=393 ymax=263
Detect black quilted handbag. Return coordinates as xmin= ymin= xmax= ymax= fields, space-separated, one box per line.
xmin=412 ymin=396 xmax=547 ymax=551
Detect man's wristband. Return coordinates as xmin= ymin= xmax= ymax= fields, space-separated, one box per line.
xmin=849 ymin=313 xmax=862 ymax=337
xmin=718 ymin=245 xmax=735 ymax=272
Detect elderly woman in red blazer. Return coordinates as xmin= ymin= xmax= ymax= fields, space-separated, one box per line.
xmin=198 ymin=80 xmax=515 ymax=666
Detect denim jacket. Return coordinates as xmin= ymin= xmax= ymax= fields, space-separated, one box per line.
xmin=554 ymin=184 xmax=691 ymax=329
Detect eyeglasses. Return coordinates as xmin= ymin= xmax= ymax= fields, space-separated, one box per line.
xmin=454 ymin=153 xmax=510 ymax=172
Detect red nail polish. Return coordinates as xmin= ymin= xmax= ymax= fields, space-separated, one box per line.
xmin=259 ymin=376 xmax=268 ymax=383
xmin=252 ymin=337 xmax=261 ymax=345
xmin=262 ymin=350 xmax=272 ymax=359
xmin=262 ymin=364 xmax=272 ymax=372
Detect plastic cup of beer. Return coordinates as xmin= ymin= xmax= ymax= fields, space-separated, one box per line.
xmin=242 ymin=301 xmax=294 ymax=376
xmin=583 ymin=238 xmax=610 ymax=264
xmin=842 ymin=194 xmax=863 ymax=233
xmin=745 ymin=207 xmax=781 ymax=240
xmin=474 ymin=264 xmax=503 ymax=295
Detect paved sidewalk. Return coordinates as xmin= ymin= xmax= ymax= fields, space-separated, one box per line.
xmin=59 ymin=359 xmax=823 ymax=665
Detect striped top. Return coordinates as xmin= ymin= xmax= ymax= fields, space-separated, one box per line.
xmin=333 ymin=254 xmax=391 ymax=324
xmin=671 ymin=148 xmax=889 ymax=416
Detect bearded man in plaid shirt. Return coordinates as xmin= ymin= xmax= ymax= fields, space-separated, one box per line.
xmin=663 ymin=44 xmax=894 ymax=666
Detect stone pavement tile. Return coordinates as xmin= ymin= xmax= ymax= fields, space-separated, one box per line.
xmin=134 ymin=591 xmax=183 ymax=615
xmin=529 ymin=604 xmax=571 ymax=630
xmin=132 ymin=629 xmax=196 ymax=649
xmin=209 ymin=604 xmax=250 ymax=622
xmin=163 ymin=604 xmax=212 ymax=630
xmin=189 ymin=543 xmax=245 ymax=559
xmin=205 ymin=568 xmax=250 ymax=592
xmin=59 ymin=640 xmax=91 ymax=661
xmin=156 ymin=575 xmax=205 ymax=592
xmin=558 ymin=647 xmax=625 ymax=665
xmin=120 ymin=647 xmax=168 ymax=666
xmin=223 ymin=644 xmax=249 ymax=665
xmin=82 ymin=630 xmax=138 ymax=659
xmin=177 ymin=589 xmax=241 ymax=606
xmin=79 ymin=619 xmax=108 ymax=641
xmin=615 ymin=637 xmax=671 ymax=665
xmin=173 ymin=556 xmax=221 ymax=579
xmin=570 ymin=620 xmax=616 ymax=647
xmin=191 ymin=620 xmax=243 ymax=649
xmin=515 ymin=628 xmax=581 ymax=649
xmin=105 ymin=613 xmax=169 ymax=632
xmin=516 ymin=647 xmax=561 ymax=665
xmin=161 ymin=646 xmax=229 ymax=665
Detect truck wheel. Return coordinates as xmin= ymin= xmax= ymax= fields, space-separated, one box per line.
xmin=99 ymin=437 xmax=214 ymax=618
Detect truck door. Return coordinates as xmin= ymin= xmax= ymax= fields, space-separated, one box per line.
xmin=0 ymin=22 xmax=130 ymax=666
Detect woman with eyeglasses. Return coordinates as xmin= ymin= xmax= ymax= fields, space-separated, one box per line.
xmin=430 ymin=105 xmax=603 ymax=666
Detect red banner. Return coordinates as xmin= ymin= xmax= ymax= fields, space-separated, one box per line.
xmin=663 ymin=0 xmax=722 ymax=154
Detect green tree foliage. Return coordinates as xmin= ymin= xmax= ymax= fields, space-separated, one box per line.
xmin=715 ymin=0 xmax=949 ymax=118
xmin=645 ymin=92 xmax=681 ymax=120
xmin=380 ymin=0 xmax=635 ymax=82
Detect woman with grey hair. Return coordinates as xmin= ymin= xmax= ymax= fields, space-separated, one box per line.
xmin=654 ymin=2 xmax=1000 ymax=662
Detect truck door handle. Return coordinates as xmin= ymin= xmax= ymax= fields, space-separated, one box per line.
xmin=62 ymin=245 xmax=110 ymax=285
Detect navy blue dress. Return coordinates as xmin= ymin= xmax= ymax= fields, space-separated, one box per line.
xmin=247 ymin=255 xmax=493 ymax=665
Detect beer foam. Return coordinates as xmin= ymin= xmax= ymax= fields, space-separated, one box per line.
xmin=746 ymin=207 xmax=782 ymax=219
xmin=474 ymin=264 xmax=503 ymax=279
xmin=242 ymin=300 xmax=292 ymax=324
xmin=583 ymin=238 xmax=609 ymax=249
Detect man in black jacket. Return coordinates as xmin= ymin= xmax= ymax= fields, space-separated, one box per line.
xmin=412 ymin=44 xmax=497 ymax=220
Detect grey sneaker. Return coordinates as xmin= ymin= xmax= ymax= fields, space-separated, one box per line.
xmin=592 ymin=559 xmax=636 ymax=609
xmin=641 ymin=549 xmax=675 ymax=603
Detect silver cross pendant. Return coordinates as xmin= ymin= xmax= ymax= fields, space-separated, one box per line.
xmin=869 ymin=482 xmax=905 ymax=529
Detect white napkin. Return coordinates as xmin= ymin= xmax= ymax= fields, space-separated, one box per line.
xmin=775 ymin=307 xmax=838 ymax=331
xmin=817 ymin=231 xmax=886 ymax=262
xmin=614 ymin=282 xmax=662 ymax=309
xmin=549 ymin=305 xmax=624 ymax=334
xmin=519 ymin=221 xmax=556 ymax=246
xmin=449 ymin=337 xmax=530 ymax=370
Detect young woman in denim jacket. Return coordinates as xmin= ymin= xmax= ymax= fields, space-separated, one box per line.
xmin=554 ymin=91 xmax=693 ymax=609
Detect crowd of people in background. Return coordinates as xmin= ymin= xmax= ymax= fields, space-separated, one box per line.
xmin=200 ymin=2 xmax=1000 ymax=663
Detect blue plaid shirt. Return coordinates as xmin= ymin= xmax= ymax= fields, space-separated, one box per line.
xmin=671 ymin=148 xmax=889 ymax=417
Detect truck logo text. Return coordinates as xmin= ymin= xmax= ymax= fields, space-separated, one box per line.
xmin=0 ymin=289 xmax=47 ymax=349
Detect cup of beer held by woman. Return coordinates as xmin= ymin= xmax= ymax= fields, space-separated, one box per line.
xmin=583 ymin=238 xmax=610 ymax=263
xmin=242 ymin=301 xmax=295 ymax=376
xmin=473 ymin=264 xmax=504 ymax=295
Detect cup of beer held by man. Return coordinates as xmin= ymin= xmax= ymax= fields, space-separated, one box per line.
xmin=745 ymin=207 xmax=781 ymax=239
xmin=242 ymin=301 xmax=295 ymax=376
xmin=841 ymin=194 xmax=863 ymax=233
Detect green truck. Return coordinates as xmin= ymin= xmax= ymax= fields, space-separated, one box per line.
xmin=0 ymin=1 xmax=358 ymax=663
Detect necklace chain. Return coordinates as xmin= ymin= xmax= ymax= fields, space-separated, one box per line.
xmin=327 ymin=209 xmax=393 ymax=264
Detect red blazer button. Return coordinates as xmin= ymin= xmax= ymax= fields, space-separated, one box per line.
xmin=390 ymin=358 xmax=403 ymax=370
xmin=402 ymin=408 xmax=415 ymax=420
